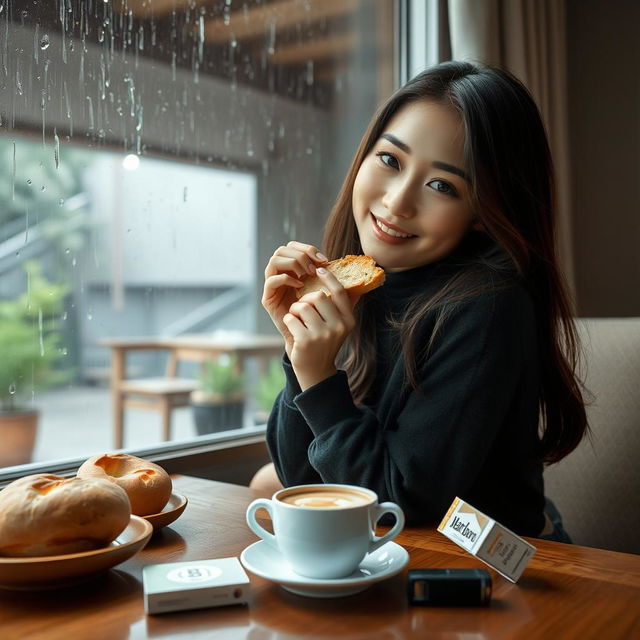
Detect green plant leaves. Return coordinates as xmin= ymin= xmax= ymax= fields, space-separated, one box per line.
xmin=0 ymin=262 xmax=71 ymax=411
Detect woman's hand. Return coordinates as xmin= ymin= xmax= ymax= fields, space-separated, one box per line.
xmin=283 ymin=268 xmax=358 ymax=391
xmin=262 ymin=241 xmax=328 ymax=354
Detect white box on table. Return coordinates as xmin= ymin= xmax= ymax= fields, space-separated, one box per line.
xmin=143 ymin=557 xmax=250 ymax=615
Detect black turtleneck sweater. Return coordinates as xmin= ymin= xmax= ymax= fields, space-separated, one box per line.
xmin=266 ymin=258 xmax=545 ymax=536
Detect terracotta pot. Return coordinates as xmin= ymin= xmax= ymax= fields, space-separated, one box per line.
xmin=0 ymin=409 xmax=38 ymax=467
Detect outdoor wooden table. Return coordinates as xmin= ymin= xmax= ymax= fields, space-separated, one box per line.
xmin=100 ymin=334 xmax=284 ymax=447
xmin=1 ymin=475 xmax=638 ymax=639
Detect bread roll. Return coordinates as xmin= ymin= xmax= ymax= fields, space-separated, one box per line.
xmin=296 ymin=255 xmax=385 ymax=299
xmin=77 ymin=453 xmax=172 ymax=516
xmin=0 ymin=474 xmax=131 ymax=557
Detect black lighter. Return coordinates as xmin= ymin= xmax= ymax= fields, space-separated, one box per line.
xmin=408 ymin=569 xmax=492 ymax=606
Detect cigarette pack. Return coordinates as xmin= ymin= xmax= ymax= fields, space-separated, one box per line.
xmin=143 ymin=557 xmax=250 ymax=615
xmin=437 ymin=497 xmax=536 ymax=582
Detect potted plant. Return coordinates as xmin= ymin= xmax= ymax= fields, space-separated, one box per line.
xmin=0 ymin=262 xmax=70 ymax=467
xmin=190 ymin=355 xmax=245 ymax=435
xmin=254 ymin=358 xmax=285 ymax=424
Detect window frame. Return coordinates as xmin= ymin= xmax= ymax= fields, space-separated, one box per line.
xmin=0 ymin=426 xmax=270 ymax=488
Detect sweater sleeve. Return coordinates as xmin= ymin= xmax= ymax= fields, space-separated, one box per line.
xmin=265 ymin=354 xmax=322 ymax=486
xmin=285 ymin=287 xmax=534 ymax=524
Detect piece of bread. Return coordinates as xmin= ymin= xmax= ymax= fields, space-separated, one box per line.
xmin=296 ymin=255 xmax=385 ymax=299
xmin=0 ymin=474 xmax=131 ymax=557
xmin=77 ymin=453 xmax=172 ymax=516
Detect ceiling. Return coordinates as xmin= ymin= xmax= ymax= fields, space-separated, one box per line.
xmin=14 ymin=0 xmax=392 ymax=110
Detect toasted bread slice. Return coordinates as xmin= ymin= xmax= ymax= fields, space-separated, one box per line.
xmin=296 ymin=255 xmax=385 ymax=298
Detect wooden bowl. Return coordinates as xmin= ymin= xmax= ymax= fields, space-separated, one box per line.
xmin=0 ymin=515 xmax=153 ymax=590
xmin=141 ymin=492 xmax=188 ymax=530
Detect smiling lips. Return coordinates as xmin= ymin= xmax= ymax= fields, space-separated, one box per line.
xmin=370 ymin=213 xmax=415 ymax=244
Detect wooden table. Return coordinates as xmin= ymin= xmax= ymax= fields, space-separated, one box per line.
xmin=101 ymin=334 xmax=284 ymax=447
xmin=1 ymin=476 xmax=638 ymax=640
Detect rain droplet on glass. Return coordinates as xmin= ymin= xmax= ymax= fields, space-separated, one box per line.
xmin=267 ymin=22 xmax=276 ymax=55
xmin=39 ymin=309 xmax=45 ymax=356
xmin=54 ymin=129 xmax=60 ymax=169
xmin=40 ymin=34 xmax=50 ymax=50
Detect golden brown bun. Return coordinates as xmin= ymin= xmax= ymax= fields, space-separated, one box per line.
xmin=296 ymin=255 xmax=385 ymax=299
xmin=77 ymin=453 xmax=172 ymax=516
xmin=0 ymin=474 xmax=131 ymax=557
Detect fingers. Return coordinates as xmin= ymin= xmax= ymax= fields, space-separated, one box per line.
xmin=312 ymin=267 xmax=354 ymax=321
xmin=292 ymin=291 xmax=340 ymax=324
xmin=264 ymin=253 xmax=309 ymax=280
xmin=262 ymin=273 xmax=304 ymax=305
xmin=290 ymin=290 xmax=354 ymax=337
xmin=264 ymin=242 xmax=328 ymax=279
xmin=288 ymin=298 xmax=327 ymax=330
xmin=285 ymin=241 xmax=328 ymax=265
xmin=282 ymin=312 xmax=307 ymax=340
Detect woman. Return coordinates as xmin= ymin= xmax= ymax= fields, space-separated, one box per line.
xmin=258 ymin=61 xmax=587 ymax=541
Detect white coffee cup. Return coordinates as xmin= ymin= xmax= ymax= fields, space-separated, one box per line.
xmin=246 ymin=483 xmax=405 ymax=579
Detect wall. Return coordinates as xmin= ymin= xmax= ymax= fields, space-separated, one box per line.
xmin=567 ymin=0 xmax=640 ymax=317
xmin=83 ymin=156 xmax=257 ymax=288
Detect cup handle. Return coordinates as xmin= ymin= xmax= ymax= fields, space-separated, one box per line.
xmin=369 ymin=502 xmax=405 ymax=554
xmin=246 ymin=498 xmax=278 ymax=549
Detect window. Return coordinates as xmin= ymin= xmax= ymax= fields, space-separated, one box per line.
xmin=0 ymin=0 xmax=398 ymax=474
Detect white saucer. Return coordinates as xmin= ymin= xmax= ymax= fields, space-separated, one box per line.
xmin=240 ymin=540 xmax=409 ymax=598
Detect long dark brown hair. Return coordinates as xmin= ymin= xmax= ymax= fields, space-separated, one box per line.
xmin=322 ymin=61 xmax=587 ymax=464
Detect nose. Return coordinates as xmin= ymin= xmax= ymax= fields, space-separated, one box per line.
xmin=381 ymin=177 xmax=418 ymax=219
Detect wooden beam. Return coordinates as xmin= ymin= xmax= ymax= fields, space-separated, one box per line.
xmin=312 ymin=59 xmax=351 ymax=83
xmin=204 ymin=0 xmax=357 ymax=44
xmin=267 ymin=33 xmax=355 ymax=65
xmin=118 ymin=0 xmax=210 ymax=18
xmin=120 ymin=0 xmax=358 ymax=29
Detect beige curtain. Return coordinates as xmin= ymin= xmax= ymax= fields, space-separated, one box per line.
xmin=446 ymin=0 xmax=575 ymax=292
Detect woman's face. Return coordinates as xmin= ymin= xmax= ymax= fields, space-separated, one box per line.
xmin=352 ymin=100 xmax=475 ymax=272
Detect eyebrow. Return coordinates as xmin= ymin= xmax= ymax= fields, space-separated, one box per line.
xmin=380 ymin=133 xmax=471 ymax=183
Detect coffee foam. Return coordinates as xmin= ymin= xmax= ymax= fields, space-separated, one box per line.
xmin=279 ymin=488 xmax=372 ymax=509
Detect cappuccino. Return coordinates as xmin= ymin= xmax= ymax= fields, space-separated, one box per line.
xmin=246 ymin=483 xmax=405 ymax=579
xmin=279 ymin=488 xmax=372 ymax=509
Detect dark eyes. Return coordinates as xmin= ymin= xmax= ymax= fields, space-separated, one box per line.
xmin=375 ymin=152 xmax=458 ymax=196
xmin=376 ymin=151 xmax=399 ymax=170
xmin=429 ymin=179 xmax=455 ymax=195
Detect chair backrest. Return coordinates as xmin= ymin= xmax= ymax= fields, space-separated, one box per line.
xmin=544 ymin=318 xmax=640 ymax=554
